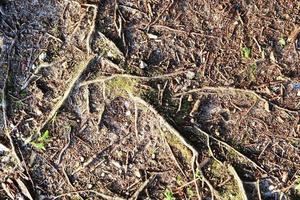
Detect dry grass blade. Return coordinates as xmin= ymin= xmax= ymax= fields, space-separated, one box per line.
xmin=288 ymin=26 xmax=300 ymax=43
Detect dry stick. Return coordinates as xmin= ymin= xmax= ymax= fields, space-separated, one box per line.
xmin=152 ymin=24 xmax=219 ymax=39
xmin=130 ymin=174 xmax=157 ymax=200
xmin=28 ymin=55 xmax=96 ymax=142
xmin=147 ymin=0 xmax=174 ymax=29
xmin=176 ymin=95 xmax=183 ymax=112
xmin=175 ymin=86 xmax=298 ymax=114
xmin=113 ymin=0 xmax=122 ymax=38
xmin=193 ymin=126 xmax=266 ymax=173
xmin=53 ymin=189 xmax=126 ymax=200
xmin=56 ymin=127 xmax=72 ymax=165
xmin=96 ymin=103 xmax=106 ymax=133
xmin=72 ymin=144 xmax=112 ymax=175
xmin=205 ymin=135 xmax=223 ymax=166
xmin=200 ymin=172 xmax=221 ymax=200
xmin=159 ymin=81 xmax=168 ymax=105
xmin=86 ymin=4 xmax=98 ymax=54
xmin=175 ymin=177 xmax=201 ymax=191
xmin=21 ymin=59 xmax=66 ymax=90
xmin=101 ymin=58 xmax=125 ymax=72
xmin=62 ymin=166 xmax=84 ymax=200
xmin=228 ymin=164 xmax=248 ymax=200
xmin=134 ymin=102 xmax=139 ymax=139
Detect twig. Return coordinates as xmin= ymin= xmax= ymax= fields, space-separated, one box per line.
xmin=200 ymin=171 xmax=221 ymax=200
xmin=113 ymin=0 xmax=122 ymax=38
xmin=134 ymin=102 xmax=139 ymax=139
xmin=158 ymin=81 xmax=168 ymax=105
xmin=21 ymin=59 xmax=66 ymax=90
xmin=72 ymin=144 xmax=112 ymax=175
xmin=1 ymin=60 xmax=23 ymax=171
xmin=175 ymin=177 xmax=201 ymax=191
xmin=153 ymin=24 xmax=219 ymax=39
xmin=62 ymin=166 xmax=84 ymax=200
xmin=176 ymin=95 xmax=183 ymax=112
xmin=129 ymin=174 xmax=157 ymax=200
xmin=96 ymin=103 xmax=106 ymax=133
xmin=146 ymin=0 xmax=174 ymax=29
xmin=53 ymin=189 xmax=126 ymax=200
xmin=205 ymin=135 xmax=223 ymax=165
xmin=56 ymin=127 xmax=72 ymax=165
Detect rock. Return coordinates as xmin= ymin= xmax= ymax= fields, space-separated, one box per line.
xmin=186 ymin=71 xmax=195 ymax=80
xmin=139 ymin=60 xmax=148 ymax=69
xmin=38 ymin=52 xmax=47 ymax=62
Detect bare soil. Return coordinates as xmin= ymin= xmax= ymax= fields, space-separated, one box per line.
xmin=0 ymin=0 xmax=299 ymax=200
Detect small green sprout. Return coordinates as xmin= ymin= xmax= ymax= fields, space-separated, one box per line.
xmin=295 ymin=176 xmax=300 ymax=191
xmin=241 ymin=47 xmax=251 ymax=59
xmin=176 ymin=175 xmax=183 ymax=185
xmin=195 ymin=168 xmax=202 ymax=179
xmin=164 ymin=188 xmax=176 ymax=200
xmin=31 ymin=130 xmax=50 ymax=151
xmin=278 ymin=37 xmax=286 ymax=47
xmin=187 ymin=187 xmax=195 ymax=198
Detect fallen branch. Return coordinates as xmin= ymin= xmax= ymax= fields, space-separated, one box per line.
xmin=53 ymin=189 xmax=126 ymax=200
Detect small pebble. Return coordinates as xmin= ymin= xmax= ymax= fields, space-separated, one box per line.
xmin=186 ymin=71 xmax=195 ymax=79
xmin=125 ymin=110 xmax=131 ymax=116
xmin=187 ymin=94 xmax=193 ymax=102
xmin=134 ymin=169 xmax=142 ymax=178
xmin=38 ymin=52 xmax=47 ymax=61
xmin=80 ymin=156 xmax=85 ymax=162
xmin=111 ymin=160 xmax=122 ymax=168
xmin=139 ymin=60 xmax=148 ymax=69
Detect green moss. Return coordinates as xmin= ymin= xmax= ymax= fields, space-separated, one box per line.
xmin=209 ymin=161 xmax=244 ymax=200
xmin=94 ymin=33 xmax=124 ymax=64
xmin=164 ymin=131 xmax=192 ymax=162
xmin=106 ymin=77 xmax=139 ymax=97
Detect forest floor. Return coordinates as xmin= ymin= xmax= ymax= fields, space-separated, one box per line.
xmin=0 ymin=0 xmax=299 ymax=199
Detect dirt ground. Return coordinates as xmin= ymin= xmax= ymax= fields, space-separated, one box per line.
xmin=0 ymin=0 xmax=299 ymax=199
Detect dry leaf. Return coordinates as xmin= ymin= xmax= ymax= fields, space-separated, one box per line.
xmin=288 ymin=26 xmax=300 ymax=43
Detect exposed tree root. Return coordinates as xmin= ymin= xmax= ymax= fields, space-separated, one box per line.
xmin=174 ymin=86 xmax=299 ymax=114
xmin=28 ymin=55 xmax=96 ymax=142
xmin=228 ymin=164 xmax=248 ymax=200
xmin=193 ymin=126 xmax=266 ymax=173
